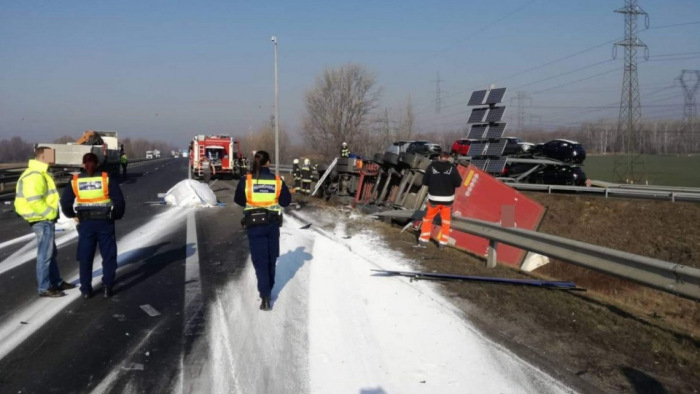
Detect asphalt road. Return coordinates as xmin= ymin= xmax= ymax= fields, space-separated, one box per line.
xmin=0 ymin=158 xmax=250 ymax=393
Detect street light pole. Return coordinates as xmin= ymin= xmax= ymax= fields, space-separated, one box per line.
xmin=271 ymin=35 xmax=279 ymax=175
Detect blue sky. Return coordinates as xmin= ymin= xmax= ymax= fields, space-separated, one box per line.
xmin=1 ymin=0 xmax=698 ymax=146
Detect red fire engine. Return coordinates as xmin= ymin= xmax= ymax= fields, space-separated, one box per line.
xmin=189 ymin=135 xmax=247 ymax=179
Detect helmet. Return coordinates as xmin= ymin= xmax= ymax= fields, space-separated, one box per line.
xmin=342 ymin=142 xmax=347 ymax=147
xmin=293 ymin=158 xmax=299 ymax=164
xmin=304 ymin=158 xmax=310 ymax=166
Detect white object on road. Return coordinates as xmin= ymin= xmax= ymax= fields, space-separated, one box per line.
xmin=163 ymin=179 xmax=217 ymax=207
xmin=139 ymin=304 xmax=161 ymax=317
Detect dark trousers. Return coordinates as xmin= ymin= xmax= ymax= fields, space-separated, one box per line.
xmin=301 ymin=179 xmax=312 ymax=194
xmin=121 ymin=163 xmax=127 ymax=176
xmin=246 ymin=223 xmax=280 ymax=298
xmin=77 ymin=220 xmax=117 ymax=294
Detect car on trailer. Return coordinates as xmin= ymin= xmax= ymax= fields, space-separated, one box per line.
xmin=537 ymin=139 xmax=586 ymax=163
xmin=530 ymin=165 xmax=587 ymax=186
xmin=406 ymin=141 xmax=442 ymax=159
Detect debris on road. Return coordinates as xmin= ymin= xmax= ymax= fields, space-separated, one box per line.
xmin=163 ymin=179 xmax=218 ymax=207
xmin=139 ymin=304 xmax=161 ymax=317
xmin=372 ymin=269 xmax=584 ymax=290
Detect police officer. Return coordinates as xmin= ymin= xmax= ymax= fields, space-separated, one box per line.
xmin=14 ymin=147 xmax=75 ymax=297
xmin=292 ymin=158 xmax=302 ymax=193
xmin=60 ymin=153 xmax=126 ymax=299
xmin=301 ymin=158 xmax=312 ymax=195
xmin=340 ymin=142 xmax=350 ymax=158
xmin=418 ymin=151 xmax=462 ymax=248
xmin=234 ymin=150 xmax=291 ymax=311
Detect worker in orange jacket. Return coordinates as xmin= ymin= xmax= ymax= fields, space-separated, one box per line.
xmin=418 ymin=151 xmax=462 ymax=248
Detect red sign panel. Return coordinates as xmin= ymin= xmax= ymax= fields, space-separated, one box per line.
xmin=429 ymin=164 xmax=545 ymax=268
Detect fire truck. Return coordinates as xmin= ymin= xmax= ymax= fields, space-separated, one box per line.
xmin=188 ymin=135 xmax=247 ymax=179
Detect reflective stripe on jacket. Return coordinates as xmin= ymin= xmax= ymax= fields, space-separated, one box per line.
xmin=244 ymin=173 xmax=282 ymax=211
xmin=14 ymin=159 xmax=59 ymax=223
xmin=71 ymin=173 xmax=113 ymax=208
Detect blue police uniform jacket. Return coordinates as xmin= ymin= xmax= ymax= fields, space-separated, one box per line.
xmin=60 ymin=172 xmax=126 ymax=220
xmin=234 ymin=167 xmax=292 ymax=210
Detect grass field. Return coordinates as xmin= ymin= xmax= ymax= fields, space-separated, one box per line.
xmin=583 ymin=154 xmax=700 ymax=187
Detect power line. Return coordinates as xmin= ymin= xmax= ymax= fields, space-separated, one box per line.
xmin=644 ymin=20 xmax=700 ymax=30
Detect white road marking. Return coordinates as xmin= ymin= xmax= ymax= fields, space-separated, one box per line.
xmin=0 ymin=231 xmax=79 ymax=276
xmin=0 ymin=233 xmax=35 ymax=251
xmin=178 ymin=210 xmax=207 ymax=394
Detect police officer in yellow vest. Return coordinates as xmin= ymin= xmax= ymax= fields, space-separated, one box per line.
xmin=234 ymin=150 xmax=291 ymax=311
xmin=120 ymin=152 xmax=128 ymax=178
xmin=60 ymin=153 xmax=125 ymax=299
xmin=14 ymin=147 xmax=76 ymax=297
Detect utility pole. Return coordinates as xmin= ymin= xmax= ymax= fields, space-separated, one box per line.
xmin=511 ymin=92 xmax=532 ymax=133
xmin=271 ymin=35 xmax=279 ymax=174
xmin=678 ymin=70 xmax=700 ymax=153
xmin=612 ymin=0 xmax=649 ymax=184
xmin=431 ymin=72 xmax=444 ymax=134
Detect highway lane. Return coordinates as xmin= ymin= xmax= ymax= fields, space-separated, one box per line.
xmin=0 ymin=158 xmax=250 ymax=393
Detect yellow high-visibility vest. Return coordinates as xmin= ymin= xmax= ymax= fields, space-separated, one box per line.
xmin=71 ymin=173 xmax=112 ymax=208
xmin=244 ymin=174 xmax=281 ymax=211
xmin=14 ymin=160 xmax=58 ymax=223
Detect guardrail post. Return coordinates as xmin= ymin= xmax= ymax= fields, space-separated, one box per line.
xmin=671 ymin=192 xmax=675 ymax=203
xmin=487 ymin=240 xmax=497 ymax=268
xmin=0 ymin=183 xmax=4 ymax=193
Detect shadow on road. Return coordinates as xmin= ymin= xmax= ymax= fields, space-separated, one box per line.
xmin=621 ymin=367 xmax=667 ymax=394
xmin=273 ymin=246 xmax=312 ymax=300
xmin=89 ymin=242 xmax=182 ymax=294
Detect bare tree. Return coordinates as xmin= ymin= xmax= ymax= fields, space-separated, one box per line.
xmin=240 ymin=123 xmax=291 ymax=164
xmin=397 ymin=97 xmax=414 ymax=141
xmin=0 ymin=136 xmax=34 ymax=163
xmin=302 ymin=63 xmax=381 ymax=160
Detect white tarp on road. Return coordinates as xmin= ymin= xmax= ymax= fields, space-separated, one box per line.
xmin=164 ymin=180 xmax=217 ymax=207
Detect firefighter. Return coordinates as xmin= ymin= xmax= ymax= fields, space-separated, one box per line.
xmin=200 ymin=157 xmax=212 ymax=183
xmin=60 ymin=153 xmax=126 ymax=299
xmin=418 ymin=151 xmax=462 ymax=248
xmin=340 ymin=142 xmax=350 ymax=158
xmin=301 ymin=158 xmax=312 ymax=195
xmin=234 ymin=150 xmax=291 ymax=311
xmin=14 ymin=147 xmax=75 ymax=297
xmin=292 ymin=158 xmax=302 ymax=193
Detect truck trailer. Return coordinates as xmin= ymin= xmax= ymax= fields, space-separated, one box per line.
xmin=36 ymin=130 xmax=121 ymax=175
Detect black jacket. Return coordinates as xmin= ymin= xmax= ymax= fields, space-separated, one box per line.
xmin=234 ymin=167 xmax=292 ymax=209
xmin=422 ymin=160 xmax=462 ymax=205
xmin=60 ymin=172 xmax=126 ymax=220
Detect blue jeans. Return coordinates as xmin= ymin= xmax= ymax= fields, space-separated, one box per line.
xmin=31 ymin=221 xmax=62 ymax=293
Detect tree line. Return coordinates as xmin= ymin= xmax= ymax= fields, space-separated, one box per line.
xmin=295 ymin=63 xmax=699 ymax=162
xmin=0 ymin=135 xmax=179 ymax=164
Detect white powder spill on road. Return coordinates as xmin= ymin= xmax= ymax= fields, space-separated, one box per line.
xmin=207 ymin=210 xmax=573 ymax=393
xmin=0 ymin=207 xmax=188 ymax=361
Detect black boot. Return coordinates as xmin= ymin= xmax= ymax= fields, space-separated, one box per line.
xmin=103 ymin=286 xmax=114 ymax=299
xmin=259 ymin=297 xmax=271 ymax=311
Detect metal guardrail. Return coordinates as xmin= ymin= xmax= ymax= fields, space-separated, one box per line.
xmin=373 ymin=209 xmax=700 ymax=301
xmin=0 ymin=157 xmax=167 ymax=196
xmin=507 ymin=182 xmax=700 ymax=202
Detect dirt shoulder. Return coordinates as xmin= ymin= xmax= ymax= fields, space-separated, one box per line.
xmin=299 ymin=194 xmax=700 ymax=393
